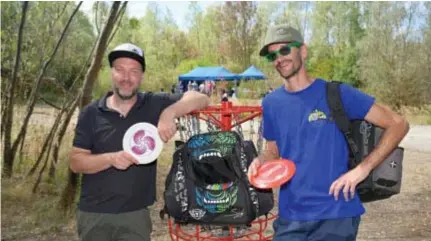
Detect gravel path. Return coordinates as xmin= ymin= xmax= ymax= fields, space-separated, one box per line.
xmin=400 ymin=125 xmax=431 ymax=153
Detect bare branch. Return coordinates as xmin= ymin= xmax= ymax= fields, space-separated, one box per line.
xmin=43 ymin=77 xmax=67 ymax=93
xmin=39 ymin=96 xmax=62 ymax=110
xmin=53 ymin=2 xmax=70 ymax=24
xmin=8 ymin=2 xmax=83 ymax=172
xmin=107 ymin=1 xmax=128 ymax=46
xmin=61 ymin=1 xmax=122 ymax=213
xmin=27 ymin=95 xmax=74 ymax=177
xmin=80 ymin=1 xmax=122 ymax=107
xmin=32 ymin=140 xmax=53 ymax=193
xmin=67 ymin=26 xmax=102 ymax=94
xmin=17 ymin=131 xmax=26 ymax=168
xmin=49 ymin=91 xmax=81 ymax=180
xmin=94 ymin=1 xmax=100 ymax=35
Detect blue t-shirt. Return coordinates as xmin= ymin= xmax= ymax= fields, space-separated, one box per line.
xmin=262 ymin=79 xmax=375 ymax=221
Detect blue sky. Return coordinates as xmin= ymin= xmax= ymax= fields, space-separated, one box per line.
xmin=80 ymin=1 xmax=217 ymax=31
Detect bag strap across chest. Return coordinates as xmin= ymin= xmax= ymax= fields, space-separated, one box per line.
xmin=326 ymin=81 xmax=362 ymax=167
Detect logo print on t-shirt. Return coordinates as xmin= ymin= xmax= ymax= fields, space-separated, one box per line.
xmin=308 ymin=109 xmax=327 ymax=122
xmin=130 ymin=130 xmax=156 ymax=155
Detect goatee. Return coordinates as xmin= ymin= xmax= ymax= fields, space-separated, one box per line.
xmin=114 ymin=87 xmax=137 ymax=100
xmin=280 ymin=58 xmax=303 ymax=80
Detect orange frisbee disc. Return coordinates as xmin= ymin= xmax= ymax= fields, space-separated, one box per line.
xmin=249 ymin=159 xmax=296 ymax=189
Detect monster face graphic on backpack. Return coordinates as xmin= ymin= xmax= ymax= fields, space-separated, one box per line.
xmin=192 ymin=148 xmax=222 ymax=160
xmin=188 ymin=132 xmax=237 ymax=160
xmin=163 ymin=131 xmax=275 ymax=225
xmin=188 ymin=132 xmax=237 ymax=148
xmin=196 ymin=185 xmax=238 ymax=213
xmin=212 ymin=132 xmax=237 ymax=145
xmin=188 ymin=135 xmax=211 ymax=148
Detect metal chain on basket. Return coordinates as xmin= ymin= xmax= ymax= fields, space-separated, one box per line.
xmin=177 ymin=118 xmax=185 ymax=142
xmin=206 ymin=117 xmax=218 ymax=133
xmin=185 ymin=115 xmax=193 ymax=141
xmin=180 ymin=114 xmax=217 ymax=142
xmin=233 ymin=113 xmax=244 ymax=139
xmin=191 ymin=115 xmax=200 ymax=136
xmin=256 ymin=117 xmax=264 ymax=154
xmin=249 ymin=117 xmax=255 ymax=142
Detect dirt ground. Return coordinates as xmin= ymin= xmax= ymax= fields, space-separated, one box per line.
xmin=150 ymin=150 xmax=431 ymax=241
xmin=2 ymin=123 xmax=431 ymax=241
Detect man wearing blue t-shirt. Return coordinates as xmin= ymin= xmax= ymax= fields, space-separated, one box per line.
xmin=248 ymin=25 xmax=409 ymax=240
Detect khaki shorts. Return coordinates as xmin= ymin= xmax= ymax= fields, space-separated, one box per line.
xmin=76 ymin=208 xmax=152 ymax=241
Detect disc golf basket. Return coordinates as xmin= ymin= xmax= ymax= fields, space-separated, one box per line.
xmin=168 ymin=101 xmax=277 ymax=241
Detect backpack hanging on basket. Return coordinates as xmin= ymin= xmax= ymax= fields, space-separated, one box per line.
xmin=326 ymin=81 xmax=404 ymax=203
xmin=162 ymin=131 xmax=274 ymax=225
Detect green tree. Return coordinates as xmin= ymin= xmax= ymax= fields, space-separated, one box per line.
xmin=275 ymin=2 xmax=312 ymax=35
xmin=217 ymin=2 xmax=263 ymax=70
xmin=358 ymin=2 xmax=426 ymax=109
xmin=186 ymin=2 xmax=204 ymax=55
xmin=1 ymin=2 xmax=95 ymax=103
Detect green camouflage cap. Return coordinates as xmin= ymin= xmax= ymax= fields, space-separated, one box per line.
xmin=259 ymin=24 xmax=304 ymax=56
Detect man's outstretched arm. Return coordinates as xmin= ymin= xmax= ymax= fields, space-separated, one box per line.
xmin=158 ymin=91 xmax=210 ymax=142
xmin=165 ymin=91 xmax=210 ymax=118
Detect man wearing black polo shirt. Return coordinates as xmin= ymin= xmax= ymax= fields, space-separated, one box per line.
xmin=69 ymin=43 xmax=210 ymax=241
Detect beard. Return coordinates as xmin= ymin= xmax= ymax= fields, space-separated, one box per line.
xmin=276 ymin=55 xmax=303 ymax=80
xmin=114 ymin=86 xmax=138 ymax=100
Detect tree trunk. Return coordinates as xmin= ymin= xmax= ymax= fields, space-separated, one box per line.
xmin=32 ymin=134 xmax=54 ymax=193
xmin=59 ymin=167 xmax=80 ymax=214
xmin=17 ymin=131 xmax=26 ymax=168
xmin=107 ymin=2 xmax=128 ymax=46
xmin=47 ymin=9 xmax=101 ymax=179
xmin=80 ymin=1 xmax=123 ymax=107
xmin=1 ymin=81 xmax=10 ymax=137
xmin=27 ymin=103 xmax=68 ymax=176
xmin=60 ymin=1 xmax=123 ymax=214
xmin=94 ymin=2 xmax=100 ymax=35
xmin=31 ymin=135 xmax=52 ymax=193
xmin=48 ymin=92 xmax=81 ymax=180
xmin=2 ymin=2 xmax=29 ymax=178
xmin=3 ymin=2 xmax=82 ymax=178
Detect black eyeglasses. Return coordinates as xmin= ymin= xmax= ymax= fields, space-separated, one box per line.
xmin=265 ymin=42 xmax=303 ymax=62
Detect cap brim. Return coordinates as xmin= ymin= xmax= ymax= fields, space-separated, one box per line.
xmin=259 ymin=44 xmax=270 ymax=57
xmin=259 ymin=41 xmax=290 ymax=57
xmin=108 ymin=50 xmax=146 ymax=71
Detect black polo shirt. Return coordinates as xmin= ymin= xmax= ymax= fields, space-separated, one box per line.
xmin=73 ymin=91 xmax=182 ymax=213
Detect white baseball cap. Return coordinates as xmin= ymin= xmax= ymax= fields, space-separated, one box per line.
xmin=108 ymin=43 xmax=146 ymax=71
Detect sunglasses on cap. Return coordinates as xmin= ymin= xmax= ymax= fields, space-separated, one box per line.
xmin=265 ymin=42 xmax=303 ymax=62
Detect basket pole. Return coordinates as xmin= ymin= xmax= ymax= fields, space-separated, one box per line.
xmin=221 ymin=101 xmax=233 ymax=131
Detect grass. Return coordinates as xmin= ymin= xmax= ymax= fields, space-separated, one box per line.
xmin=1 ymin=178 xmax=77 ymax=240
xmin=402 ymin=105 xmax=431 ymax=125
xmin=1 ymin=104 xmax=196 ymax=240
xmin=1 ymin=101 xmax=430 ymax=240
xmin=2 ymin=105 xmax=78 ymax=240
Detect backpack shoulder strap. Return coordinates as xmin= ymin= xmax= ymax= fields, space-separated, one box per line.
xmin=325 ymin=81 xmax=362 ymax=167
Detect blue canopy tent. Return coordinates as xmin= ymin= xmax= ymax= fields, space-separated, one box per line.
xmin=238 ymin=65 xmax=266 ymax=80
xmin=178 ymin=66 xmax=239 ymax=81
